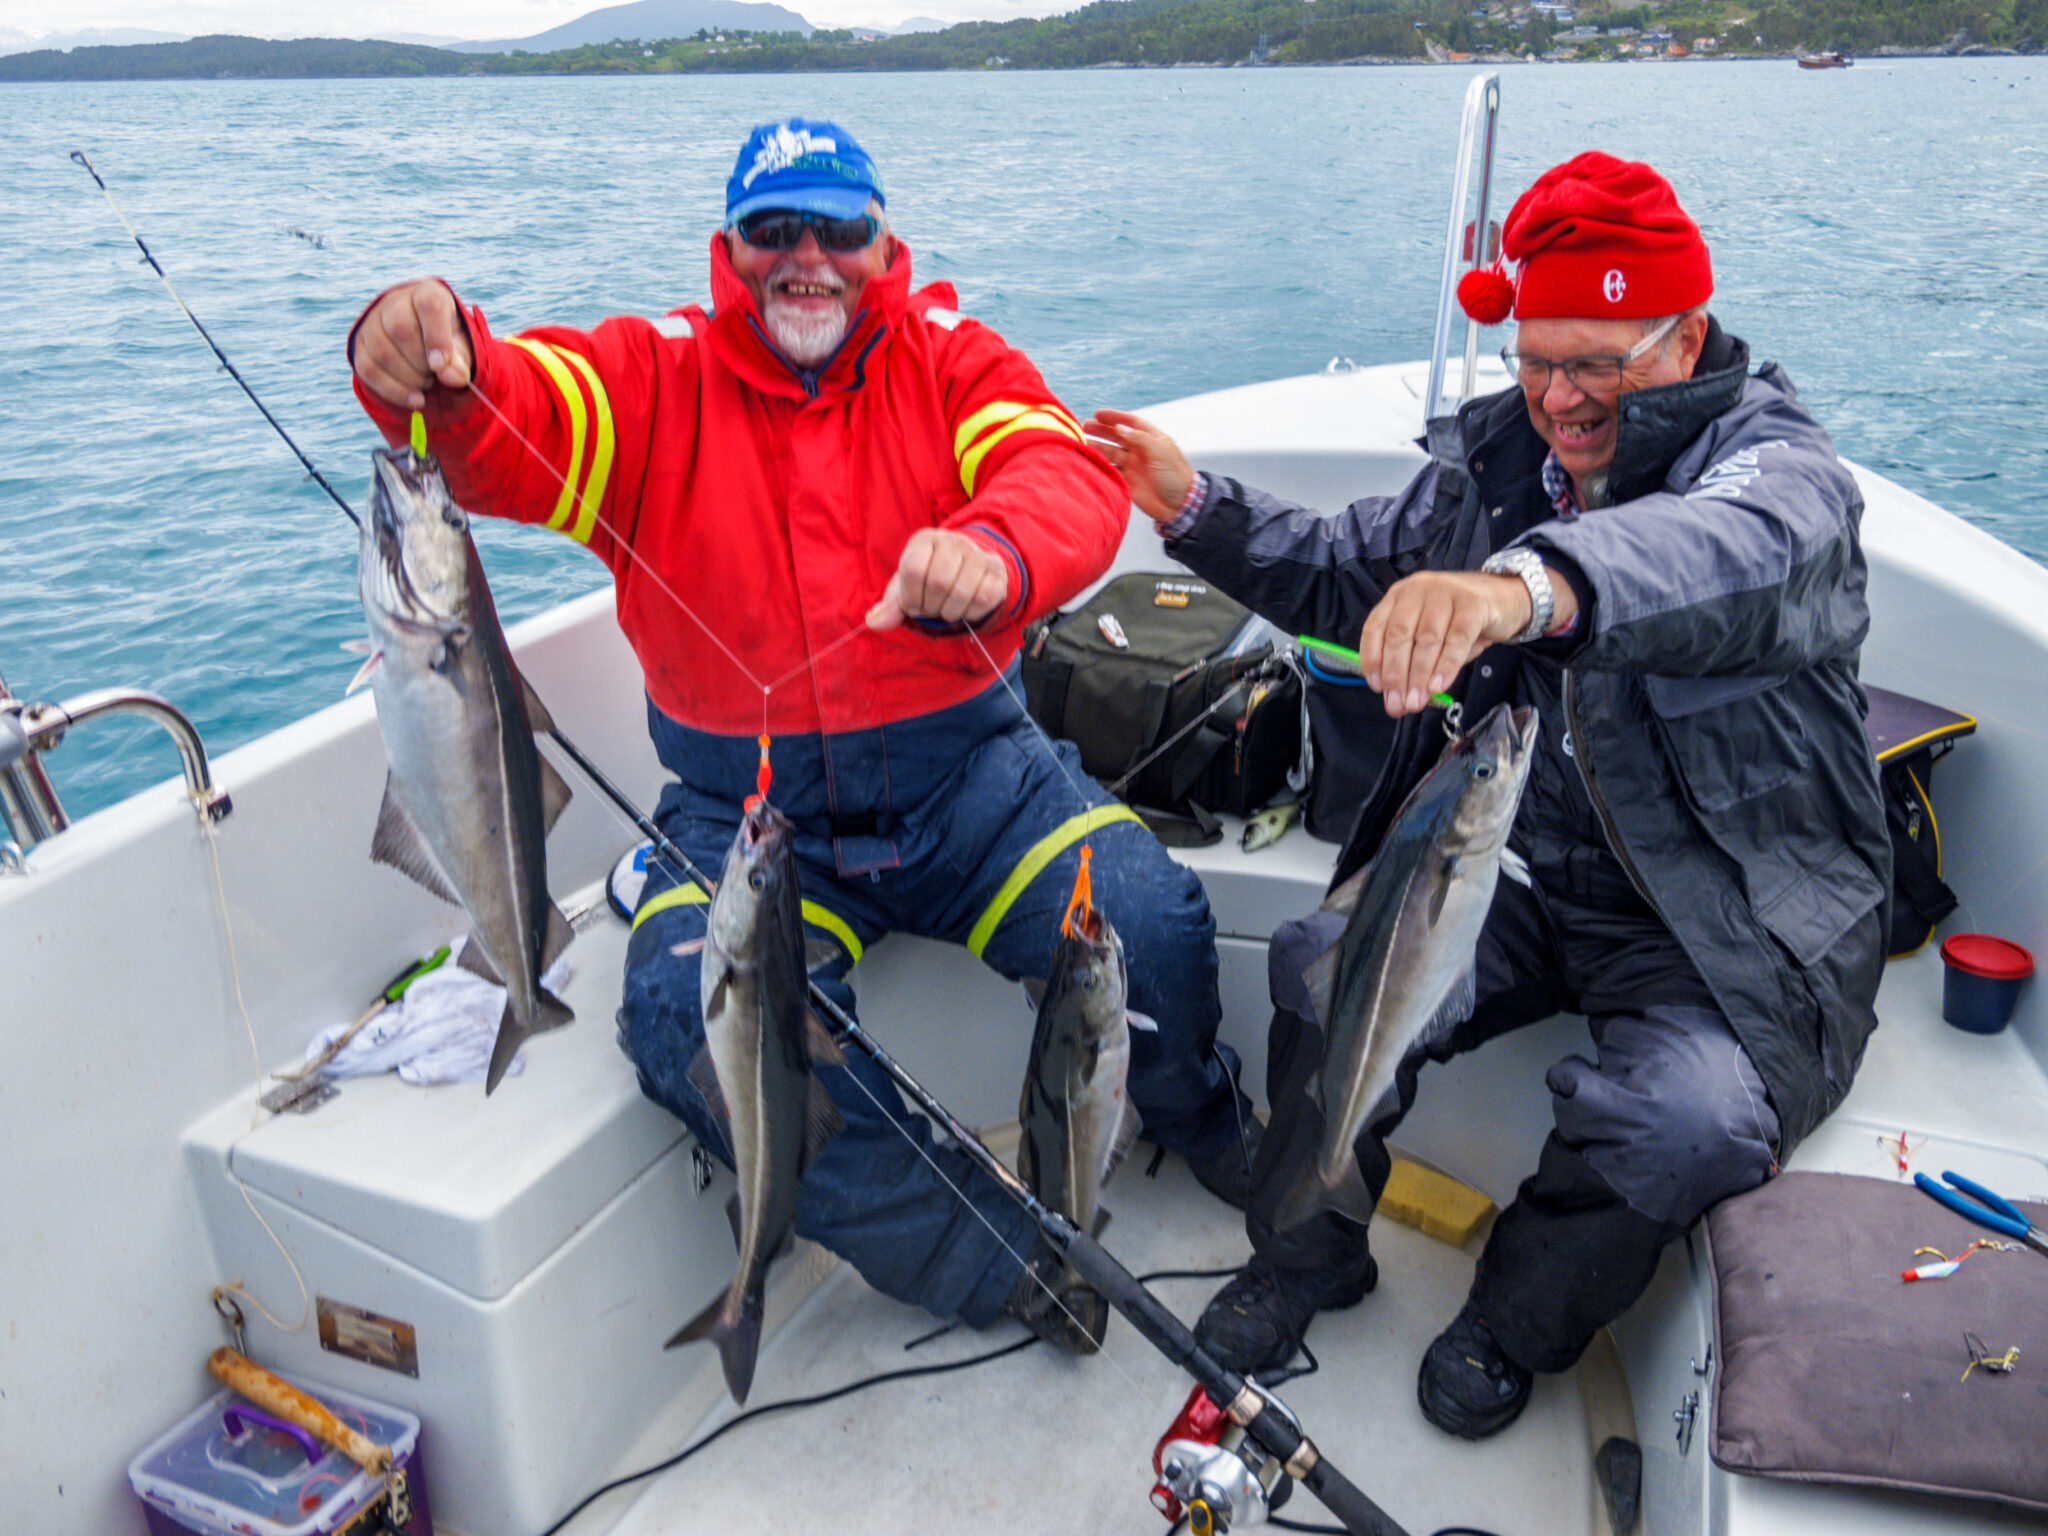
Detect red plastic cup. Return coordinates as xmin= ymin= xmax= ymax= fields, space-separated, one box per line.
xmin=1940 ymin=934 xmax=2035 ymax=1034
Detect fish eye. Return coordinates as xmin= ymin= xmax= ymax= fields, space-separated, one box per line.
xmin=748 ymin=870 xmax=766 ymax=891
xmin=1474 ymin=763 xmax=1494 ymax=780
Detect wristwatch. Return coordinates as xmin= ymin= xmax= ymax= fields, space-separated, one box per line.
xmin=1479 ymin=547 xmax=1554 ymax=644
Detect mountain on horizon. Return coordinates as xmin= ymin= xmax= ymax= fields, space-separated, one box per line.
xmin=884 ymin=15 xmax=953 ymax=30
xmin=454 ymin=0 xmax=814 ymax=51
xmin=0 ymin=26 xmax=187 ymax=55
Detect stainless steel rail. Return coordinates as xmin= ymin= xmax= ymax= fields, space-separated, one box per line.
xmin=1423 ymin=71 xmax=1503 ymax=424
xmin=0 ymin=672 xmax=232 ymax=864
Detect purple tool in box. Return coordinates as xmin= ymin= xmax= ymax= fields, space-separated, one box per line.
xmin=129 ymin=1382 xmax=431 ymax=1536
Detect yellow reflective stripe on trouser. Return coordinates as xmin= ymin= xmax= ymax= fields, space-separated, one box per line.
xmin=630 ymin=882 xmax=865 ymax=966
xmin=959 ymin=410 xmax=1086 ymax=495
xmin=551 ymin=345 xmax=614 ymax=545
xmin=507 ymin=337 xmax=588 ymax=535
xmin=965 ymin=804 xmax=1144 ymax=959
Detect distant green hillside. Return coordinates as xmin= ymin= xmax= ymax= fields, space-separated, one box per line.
xmin=1 ymin=0 xmax=2038 ymax=80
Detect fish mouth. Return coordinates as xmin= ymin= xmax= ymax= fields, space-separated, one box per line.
xmin=365 ymin=447 xmax=463 ymax=632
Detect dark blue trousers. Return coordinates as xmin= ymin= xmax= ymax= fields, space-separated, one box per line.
xmin=619 ymin=678 xmax=1247 ymax=1327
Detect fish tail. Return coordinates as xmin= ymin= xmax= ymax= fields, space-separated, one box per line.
xmin=482 ymin=989 xmax=575 ymax=1096
xmin=666 ymin=1281 xmax=764 ymax=1406
xmin=1271 ymin=1157 xmax=1377 ymax=1234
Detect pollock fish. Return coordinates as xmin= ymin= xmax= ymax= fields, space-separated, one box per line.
xmin=1019 ymin=908 xmax=1154 ymax=1248
xmin=667 ymin=801 xmax=845 ymax=1405
xmin=354 ymin=446 xmax=575 ymax=1094
xmin=1273 ymin=702 xmax=1537 ymax=1232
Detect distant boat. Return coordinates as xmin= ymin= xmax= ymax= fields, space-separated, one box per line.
xmin=1798 ymin=50 xmax=1852 ymax=67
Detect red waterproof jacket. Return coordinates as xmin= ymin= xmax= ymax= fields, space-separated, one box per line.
xmin=353 ymin=237 xmax=1127 ymax=737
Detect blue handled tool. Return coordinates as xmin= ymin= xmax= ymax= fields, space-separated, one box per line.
xmin=1915 ymin=1170 xmax=2048 ymax=1257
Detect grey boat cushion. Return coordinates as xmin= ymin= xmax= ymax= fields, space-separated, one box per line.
xmin=1704 ymin=1170 xmax=2048 ymax=1514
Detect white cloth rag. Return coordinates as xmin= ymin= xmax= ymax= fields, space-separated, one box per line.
xmin=301 ymin=936 xmax=574 ymax=1086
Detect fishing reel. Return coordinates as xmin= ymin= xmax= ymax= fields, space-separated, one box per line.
xmin=1150 ymin=1383 xmax=1292 ymax=1533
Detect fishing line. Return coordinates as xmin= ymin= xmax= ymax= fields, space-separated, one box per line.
xmin=70 ymin=151 xmax=361 ymax=528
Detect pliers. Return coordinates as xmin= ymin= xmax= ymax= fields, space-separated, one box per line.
xmin=1915 ymin=1170 xmax=2048 ymax=1258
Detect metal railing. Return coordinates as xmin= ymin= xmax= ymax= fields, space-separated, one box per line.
xmin=1423 ymin=72 xmax=1503 ymax=424
xmin=0 ymin=670 xmax=231 ymax=866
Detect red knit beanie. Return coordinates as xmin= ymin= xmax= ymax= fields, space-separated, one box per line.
xmin=1488 ymin=151 xmax=1712 ymax=321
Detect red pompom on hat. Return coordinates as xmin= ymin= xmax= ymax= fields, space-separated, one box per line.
xmin=1499 ymin=151 xmax=1712 ymax=321
xmin=1457 ymin=264 xmax=1516 ymax=325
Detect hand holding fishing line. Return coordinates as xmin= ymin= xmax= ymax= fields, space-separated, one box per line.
xmin=1081 ymin=408 xmax=1195 ymax=524
xmin=864 ymin=527 xmax=1011 ymax=630
xmin=352 ymin=279 xmax=475 ymax=410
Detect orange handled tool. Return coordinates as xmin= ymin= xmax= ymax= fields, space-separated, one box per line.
xmin=207 ymin=1346 xmax=392 ymax=1472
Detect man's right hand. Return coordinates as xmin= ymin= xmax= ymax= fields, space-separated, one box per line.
xmin=352 ymin=280 xmax=474 ymax=410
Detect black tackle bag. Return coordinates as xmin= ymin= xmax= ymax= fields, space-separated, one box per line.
xmin=1019 ymin=573 xmax=1302 ymax=836
xmin=1863 ymin=685 xmax=1976 ymax=959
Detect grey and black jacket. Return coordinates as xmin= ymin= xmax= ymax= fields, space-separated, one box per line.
xmin=1165 ymin=322 xmax=1889 ymax=1149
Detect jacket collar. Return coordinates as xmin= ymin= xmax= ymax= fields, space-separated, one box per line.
xmin=705 ymin=232 xmax=914 ymax=400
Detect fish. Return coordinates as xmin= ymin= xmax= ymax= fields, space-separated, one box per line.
xmin=355 ymin=446 xmax=575 ymax=1094
xmin=1272 ymin=701 xmax=1537 ymax=1233
xmin=667 ymin=800 xmax=846 ymax=1405
xmin=1019 ymin=907 xmax=1154 ymax=1251
xmin=1241 ymin=799 xmax=1301 ymax=853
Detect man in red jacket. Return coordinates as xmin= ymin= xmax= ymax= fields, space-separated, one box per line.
xmin=350 ymin=118 xmax=1253 ymax=1353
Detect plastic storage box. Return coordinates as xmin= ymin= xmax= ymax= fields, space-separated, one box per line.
xmin=129 ymin=1382 xmax=430 ymax=1536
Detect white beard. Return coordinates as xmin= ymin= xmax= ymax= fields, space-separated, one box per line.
xmin=764 ymin=297 xmax=850 ymax=366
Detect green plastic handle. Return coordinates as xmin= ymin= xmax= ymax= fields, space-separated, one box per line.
xmin=383 ymin=944 xmax=452 ymax=1003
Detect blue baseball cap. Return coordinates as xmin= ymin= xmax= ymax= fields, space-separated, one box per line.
xmin=726 ymin=118 xmax=885 ymax=225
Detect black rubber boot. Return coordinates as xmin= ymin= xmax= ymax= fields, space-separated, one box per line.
xmin=1192 ymin=1251 xmax=1377 ymax=1377
xmin=1417 ymin=1297 xmax=1534 ymax=1439
xmin=1003 ymin=1247 xmax=1107 ymax=1356
xmin=1185 ymin=1117 xmax=1265 ymax=1212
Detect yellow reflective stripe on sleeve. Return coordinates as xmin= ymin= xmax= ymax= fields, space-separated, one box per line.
xmin=507 ymin=337 xmax=587 ymax=534
xmin=953 ymin=400 xmax=1031 ymax=460
xmin=629 ymin=881 xmax=864 ymax=965
xmin=958 ymin=410 xmax=1087 ymax=495
xmin=965 ymin=804 xmax=1144 ymax=959
xmin=552 ymin=346 xmax=614 ymax=546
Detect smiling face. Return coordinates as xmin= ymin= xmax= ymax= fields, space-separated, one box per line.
xmin=724 ymin=201 xmax=892 ymax=368
xmin=1516 ymin=312 xmax=1707 ymax=494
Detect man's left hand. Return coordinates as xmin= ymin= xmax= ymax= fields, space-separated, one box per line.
xmin=1360 ymin=569 xmax=1573 ymax=717
xmin=866 ymin=528 xmax=1011 ymax=631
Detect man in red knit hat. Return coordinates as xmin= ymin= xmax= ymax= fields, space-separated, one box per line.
xmin=1089 ymin=152 xmax=1887 ymax=1437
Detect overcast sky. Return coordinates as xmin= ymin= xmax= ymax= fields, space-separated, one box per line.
xmin=0 ymin=0 xmax=1046 ymax=38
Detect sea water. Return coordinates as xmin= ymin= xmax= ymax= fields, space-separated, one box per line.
xmin=2 ymin=58 xmax=2044 ymax=817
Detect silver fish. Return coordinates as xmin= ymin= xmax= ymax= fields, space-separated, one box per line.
xmin=1241 ymin=799 xmax=1301 ymax=853
xmin=668 ymin=801 xmax=845 ymax=1405
xmin=1019 ymin=908 xmax=1153 ymax=1247
xmin=1274 ymin=702 xmax=1537 ymax=1232
xmin=355 ymin=446 xmax=575 ymax=1094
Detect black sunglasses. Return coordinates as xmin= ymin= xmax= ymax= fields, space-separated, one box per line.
xmin=733 ymin=208 xmax=880 ymax=252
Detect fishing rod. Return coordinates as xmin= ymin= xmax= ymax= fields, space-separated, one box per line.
xmin=70 ymin=151 xmax=361 ymax=527
xmin=71 ymin=154 xmax=1409 ymax=1536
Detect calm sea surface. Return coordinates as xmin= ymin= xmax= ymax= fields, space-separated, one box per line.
xmin=4 ymin=59 xmax=2045 ymax=817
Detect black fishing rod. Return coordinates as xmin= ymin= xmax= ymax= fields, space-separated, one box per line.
xmin=73 ymin=154 xmax=1408 ymax=1536
xmin=70 ymin=150 xmax=361 ymax=527
xmin=544 ymin=732 xmax=1410 ymax=1536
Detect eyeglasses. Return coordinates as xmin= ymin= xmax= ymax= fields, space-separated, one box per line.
xmin=732 ymin=208 xmax=880 ymax=252
xmin=1501 ymin=314 xmax=1681 ymax=394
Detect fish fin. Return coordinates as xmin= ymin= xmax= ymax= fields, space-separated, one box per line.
xmin=340 ymin=637 xmax=373 ymax=654
xmin=1272 ymin=1155 xmax=1376 ymax=1233
xmin=1091 ymin=1207 xmax=1113 ymax=1238
xmin=516 ymin=671 xmax=558 ymax=736
xmin=1125 ymin=1010 xmax=1160 ymax=1034
xmin=805 ymin=1009 xmax=847 ymax=1067
xmin=369 ymin=777 xmax=462 ymax=905
xmin=1427 ymin=966 xmax=1479 ymax=1041
xmin=1103 ymin=1097 xmax=1145 ymax=1185
xmin=1499 ymin=846 xmax=1532 ymax=889
xmin=537 ymin=752 xmax=573 ymax=835
xmin=1322 ymin=863 xmax=1371 ymax=917
xmin=704 ymin=969 xmax=731 ymax=1023
xmin=1023 ymin=976 xmax=1047 ymax=1011
xmin=686 ymin=1046 xmax=730 ymax=1127
xmin=665 ymin=1282 xmax=764 ymax=1406
xmin=483 ymin=998 xmax=527 ymax=1095
xmin=541 ymin=899 xmax=575 ymax=971
xmin=1301 ymin=940 xmax=1342 ymax=1029
xmin=457 ymin=937 xmax=503 ymax=985
xmin=345 ymin=650 xmax=383 ymax=695
xmin=538 ymin=987 xmax=575 ymax=1033
xmin=802 ymin=1076 xmax=845 ymax=1169
xmin=1429 ymin=857 xmax=1456 ymax=926
xmin=724 ymin=1192 xmax=743 ymax=1252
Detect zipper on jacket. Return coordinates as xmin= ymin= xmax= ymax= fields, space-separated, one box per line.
xmin=1562 ymin=668 xmax=1662 ymax=918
